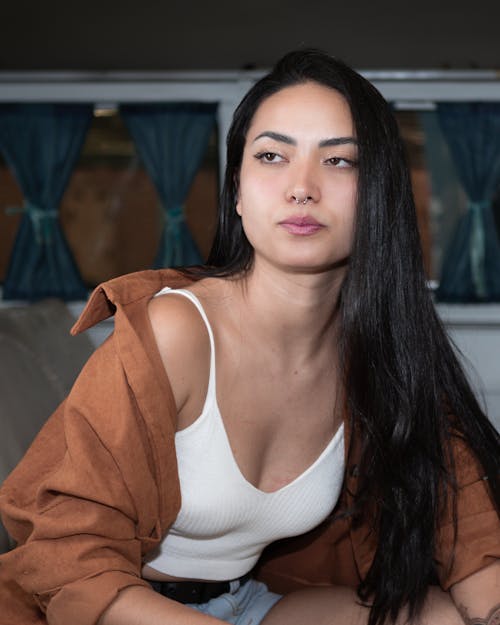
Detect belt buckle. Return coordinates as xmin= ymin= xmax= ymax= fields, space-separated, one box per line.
xmin=200 ymin=580 xmax=227 ymax=603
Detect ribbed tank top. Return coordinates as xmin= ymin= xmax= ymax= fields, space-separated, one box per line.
xmin=144 ymin=287 xmax=345 ymax=580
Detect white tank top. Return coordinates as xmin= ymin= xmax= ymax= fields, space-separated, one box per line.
xmin=144 ymin=287 xmax=345 ymax=580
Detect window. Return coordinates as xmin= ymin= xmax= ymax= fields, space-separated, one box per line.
xmin=395 ymin=108 xmax=500 ymax=284
xmin=1 ymin=72 xmax=500 ymax=294
xmin=0 ymin=107 xmax=219 ymax=287
xmin=0 ymin=157 xmax=23 ymax=283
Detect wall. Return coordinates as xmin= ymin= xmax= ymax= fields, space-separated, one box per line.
xmin=439 ymin=304 xmax=500 ymax=431
xmin=2 ymin=0 xmax=500 ymax=72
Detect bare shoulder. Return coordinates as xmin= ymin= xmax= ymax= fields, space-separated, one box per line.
xmin=147 ymin=289 xmax=209 ymax=349
xmin=147 ymin=290 xmax=211 ymax=415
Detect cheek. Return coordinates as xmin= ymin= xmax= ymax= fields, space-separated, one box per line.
xmin=331 ymin=181 xmax=357 ymax=249
xmin=236 ymin=193 xmax=270 ymax=250
xmin=237 ymin=158 xmax=280 ymax=212
xmin=332 ymin=175 xmax=357 ymax=203
xmin=345 ymin=207 xmax=357 ymax=254
xmin=344 ymin=196 xmax=357 ymax=240
xmin=235 ymin=175 xmax=265 ymax=219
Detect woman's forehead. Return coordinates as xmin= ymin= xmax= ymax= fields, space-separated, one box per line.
xmin=246 ymin=82 xmax=355 ymax=143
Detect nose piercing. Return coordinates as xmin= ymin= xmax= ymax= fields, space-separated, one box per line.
xmin=293 ymin=196 xmax=310 ymax=205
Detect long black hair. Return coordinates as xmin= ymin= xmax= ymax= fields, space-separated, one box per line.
xmin=187 ymin=49 xmax=500 ymax=624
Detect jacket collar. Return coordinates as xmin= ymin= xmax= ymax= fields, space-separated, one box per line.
xmin=70 ymin=269 xmax=194 ymax=335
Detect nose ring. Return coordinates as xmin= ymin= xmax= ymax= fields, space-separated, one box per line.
xmin=293 ymin=196 xmax=310 ymax=205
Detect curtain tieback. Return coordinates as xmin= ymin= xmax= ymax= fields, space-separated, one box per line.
xmin=164 ymin=204 xmax=185 ymax=236
xmin=5 ymin=201 xmax=58 ymax=245
xmin=468 ymin=199 xmax=490 ymax=299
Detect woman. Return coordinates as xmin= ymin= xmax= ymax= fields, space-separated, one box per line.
xmin=0 ymin=49 xmax=499 ymax=625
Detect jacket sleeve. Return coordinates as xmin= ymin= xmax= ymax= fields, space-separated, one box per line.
xmin=0 ymin=337 xmax=171 ymax=625
xmin=256 ymin=432 xmax=500 ymax=595
xmin=435 ymin=435 xmax=500 ymax=590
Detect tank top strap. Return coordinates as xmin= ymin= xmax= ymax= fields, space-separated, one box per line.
xmin=154 ymin=287 xmax=217 ymax=400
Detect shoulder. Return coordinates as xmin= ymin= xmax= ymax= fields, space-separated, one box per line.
xmin=147 ymin=289 xmax=211 ymax=414
xmin=147 ymin=289 xmax=211 ymax=357
xmin=72 ymin=268 xmax=194 ymax=335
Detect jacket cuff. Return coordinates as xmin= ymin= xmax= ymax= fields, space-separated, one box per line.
xmin=44 ymin=571 xmax=150 ymax=625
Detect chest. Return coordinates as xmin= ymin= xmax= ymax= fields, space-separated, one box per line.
xmin=173 ymin=407 xmax=345 ymax=532
xmin=181 ymin=337 xmax=342 ymax=492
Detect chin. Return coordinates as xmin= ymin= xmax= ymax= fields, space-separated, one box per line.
xmin=277 ymin=258 xmax=350 ymax=276
xmin=283 ymin=252 xmax=350 ymax=271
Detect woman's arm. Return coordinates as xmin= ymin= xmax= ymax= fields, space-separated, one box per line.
xmin=451 ymin=561 xmax=500 ymax=625
xmin=0 ymin=333 xmax=180 ymax=625
xmin=98 ymin=586 xmax=226 ymax=625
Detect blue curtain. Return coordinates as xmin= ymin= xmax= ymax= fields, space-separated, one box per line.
xmin=419 ymin=111 xmax=468 ymax=280
xmin=436 ymin=103 xmax=500 ymax=302
xmin=0 ymin=104 xmax=92 ymax=300
xmin=121 ymin=102 xmax=217 ymax=268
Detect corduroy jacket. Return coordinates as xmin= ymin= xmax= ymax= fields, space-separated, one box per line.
xmin=0 ymin=269 xmax=498 ymax=625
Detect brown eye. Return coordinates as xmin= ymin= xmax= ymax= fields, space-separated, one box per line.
xmin=254 ymin=151 xmax=285 ymax=163
xmin=325 ymin=156 xmax=357 ymax=168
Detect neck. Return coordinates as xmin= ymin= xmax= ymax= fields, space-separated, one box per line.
xmin=232 ymin=260 xmax=345 ymax=363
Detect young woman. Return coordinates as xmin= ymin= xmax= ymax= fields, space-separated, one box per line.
xmin=0 ymin=49 xmax=499 ymax=625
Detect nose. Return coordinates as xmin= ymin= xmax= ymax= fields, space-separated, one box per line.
xmin=285 ymin=161 xmax=320 ymax=206
xmin=291 ymin=194 xmax=312 ymax=205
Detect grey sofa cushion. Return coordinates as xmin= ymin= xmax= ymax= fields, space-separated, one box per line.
xmin=0 ymin=298 xmax=94 ymax=396
xmin=0 ymin=299 xmax=94 ymax=552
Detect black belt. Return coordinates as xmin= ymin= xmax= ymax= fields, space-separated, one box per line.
xmin=149 ymin=571 xmax=252 ymax=604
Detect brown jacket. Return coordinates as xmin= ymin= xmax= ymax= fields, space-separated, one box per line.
xmin=0 ymin=269 xmax=498 ymax=625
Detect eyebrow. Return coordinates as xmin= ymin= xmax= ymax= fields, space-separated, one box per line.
xmin=253 ymin=131 xmax=358 ymax=147
xmin=319 ymin=137 xmax=358 ymax=148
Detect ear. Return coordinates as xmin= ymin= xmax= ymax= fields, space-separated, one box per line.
xmin=234 ymin=175 xmax=242 ymax=216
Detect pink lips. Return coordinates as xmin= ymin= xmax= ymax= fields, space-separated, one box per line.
xmin=278 ymin=215 xmax=325 ymax=235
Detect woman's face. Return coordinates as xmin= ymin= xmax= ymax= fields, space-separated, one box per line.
xmin=236 ymin=81 xmax=358 ymax=277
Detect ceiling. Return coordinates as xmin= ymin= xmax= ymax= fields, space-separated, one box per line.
xmin=2 ymin=0 xmax=500 ymax=72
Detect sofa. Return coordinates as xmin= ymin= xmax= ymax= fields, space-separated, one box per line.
xmin=0 ymin=298 xmax=96 ymax=552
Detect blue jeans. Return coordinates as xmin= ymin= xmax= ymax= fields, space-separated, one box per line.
xmin=186 ymin=579 xmax=282 ymax=625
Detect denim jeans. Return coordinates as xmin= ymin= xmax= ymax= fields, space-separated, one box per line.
xmin=186 ymin=579 xmax=282 ymax=625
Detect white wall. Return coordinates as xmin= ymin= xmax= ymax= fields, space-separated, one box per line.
xmin=438 ymin=304 xmax=500 ymax=431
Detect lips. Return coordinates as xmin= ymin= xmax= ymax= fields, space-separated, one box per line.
xmin=278 ymin=215 xmax=325 ymax=235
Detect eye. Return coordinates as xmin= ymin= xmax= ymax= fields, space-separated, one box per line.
xmin=325 ymin=156 xmax=358 ymax=168
xmin=254 ymin=151 xmax=285 ymax=163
